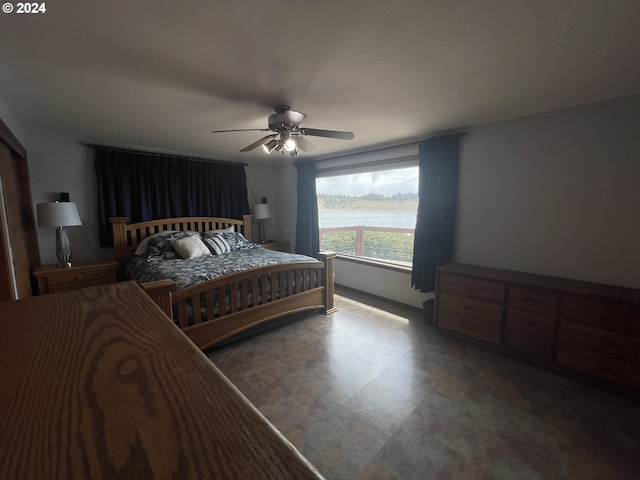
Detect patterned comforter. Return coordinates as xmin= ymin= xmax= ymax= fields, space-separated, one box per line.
xmin=126 ymin=247 xmax=320 ymax=291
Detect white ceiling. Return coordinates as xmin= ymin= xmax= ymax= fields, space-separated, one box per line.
xmin=1 ymin=0 xmax=640 ymax=164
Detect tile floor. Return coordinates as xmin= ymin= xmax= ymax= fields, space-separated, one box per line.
xmin=206 ymin=287 xmax=640 ymax=480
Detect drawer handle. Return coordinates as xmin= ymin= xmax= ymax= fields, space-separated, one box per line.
xmin=463 ymin=306 xmax=476 ymax=311
xmin=75 ymin=275 xmax=85 ymax=281
xmin=519 ymin=341 xmax=535 ymax=348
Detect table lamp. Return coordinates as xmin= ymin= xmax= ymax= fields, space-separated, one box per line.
xmin=37 ymin=201 xmax=82 ymax=267
xmin=253 ymin=203 xmax=271 ymax=244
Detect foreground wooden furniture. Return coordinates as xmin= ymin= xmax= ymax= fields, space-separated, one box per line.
xmin=435 ymin=263 xmax=640 ymax=392
xmin=110 ymin=216 xmax=336 ymax=350
xmin=0 ymin=281 xmax=324 ymax=479
xmin=33 ymin=259 xmax=118 ymax=294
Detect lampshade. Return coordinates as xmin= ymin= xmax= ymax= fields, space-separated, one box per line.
xmin=253 ymin=203 xmax=271 ymax=220
xmin=262 ymin=139 xmax=279 ymax=154
xmin=37 ymin=202 xmax=82 ymax=227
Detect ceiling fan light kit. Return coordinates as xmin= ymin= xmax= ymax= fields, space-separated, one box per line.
xmin=212 ymin=105 xmax=354 ymax=156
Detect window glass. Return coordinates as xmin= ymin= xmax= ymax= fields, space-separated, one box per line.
xmin=316 ymin=166 xmax=418 ymax=265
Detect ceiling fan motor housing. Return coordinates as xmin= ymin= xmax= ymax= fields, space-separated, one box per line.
xmin=268 ymin=105 xmax=306 ymax=132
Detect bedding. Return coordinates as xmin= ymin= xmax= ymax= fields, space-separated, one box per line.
xmin=126 ymin=233 xmax=320 ymax=291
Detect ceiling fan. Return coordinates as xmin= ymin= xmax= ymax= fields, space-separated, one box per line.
xmin=212 ymin=105 xmax=355 ymax=156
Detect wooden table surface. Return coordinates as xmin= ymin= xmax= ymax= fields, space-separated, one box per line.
xmin=0 ymin=281 xmax=324 ymax=479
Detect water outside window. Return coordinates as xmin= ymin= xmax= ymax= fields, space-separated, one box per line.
xmin=316 ymin=166 xmax=419 ymax=265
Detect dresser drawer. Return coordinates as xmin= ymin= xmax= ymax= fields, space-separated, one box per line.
xmin=438 ymin=311 xmax=502 ymax=345
xmin=508 ymin=287 xmax=559 ymax=316
xmin=506 ymin=308 xmax=557 ymax=339
xmin=559 ymin=321 xmax=640 ymax=363
xmin=556 ymin=347 xmax=640 ymax=390
xmin=504 ymin=329 xmax=554 ymax=362
xmin=47 ymin=269 xmax=112 ymax=288
xmin=439 ymin=293 xmax=504 ymax=326
xmin=438 ymin=274 xmax=505 ymax=304
xmin=562 ymin=297 xmax=640 ymax=335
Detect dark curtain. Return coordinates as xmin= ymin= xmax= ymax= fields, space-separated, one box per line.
xmin=95 ymin=147 xmax=249 ymax=247
xmin=411 ymin=134 xmax=463 ymax=292
xmin=295 ymin=162 xmax=320 ymax=257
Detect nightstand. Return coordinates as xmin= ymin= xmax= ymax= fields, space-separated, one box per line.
xmin=33 ymin=260 xmax=118 ymax=295
xmin=260 ymin=240 xmax=291 ymax=252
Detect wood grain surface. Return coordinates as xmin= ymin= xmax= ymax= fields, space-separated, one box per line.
xmin=0 ymin=281 xmax=324 ymax=479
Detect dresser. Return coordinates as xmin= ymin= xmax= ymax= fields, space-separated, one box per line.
xmin=435 ymin=263 xmax=640 ymax=392
xmin=33 ymin=259 xmax=118 ymax=294
xmin=0 ymin=281 xmax=324 ymax=479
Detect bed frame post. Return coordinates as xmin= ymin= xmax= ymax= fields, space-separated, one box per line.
xmin=109 ymin=217 xmax=129 ymax=275
xmin=141 ymin=279 xmax=176 ymax=319
xmin=319 ymin=251 xmax=337 ymax=314
xmin=243 ymin=215 xmax=253 ymax=242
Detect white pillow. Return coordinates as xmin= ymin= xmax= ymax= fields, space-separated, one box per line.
xmin=134 ymin=230 xmax=178 ymax=256
xmin=202 ymin=234 xmax=232 ymax=255
xmin=170 ymin=235 xmax=212 ymax=259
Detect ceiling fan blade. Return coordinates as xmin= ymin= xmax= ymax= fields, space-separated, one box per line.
xmin=212 ymin=128 xmax=269 ymax=133
xmin=239 ymin=135 xmax=276 ymax=152
xmin=295 ymin=135 xmax=316 ymax=152
xmin=300 ymin=128 xmax=355 ymax=140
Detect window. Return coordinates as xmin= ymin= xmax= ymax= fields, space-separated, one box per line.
xmin=316 ymin=166 xmax=419 ymax=266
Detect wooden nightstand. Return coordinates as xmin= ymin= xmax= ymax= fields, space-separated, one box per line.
xmin=33 ymin=260 xmax=118 ymax=295
xmin=260 ymin=240 xmax=291 ymax=252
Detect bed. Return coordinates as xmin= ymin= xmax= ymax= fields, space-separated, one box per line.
xmin=110 ymin=216 xmax=336 ymax=350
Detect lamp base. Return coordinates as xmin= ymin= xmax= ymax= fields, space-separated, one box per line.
xmin=56 ymin=227 xmax=73 ymax=268
xmin=258 ymin=219 xmax=267 ymax=244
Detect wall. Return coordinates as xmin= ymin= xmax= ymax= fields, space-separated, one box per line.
xmin=0 ymin=98 xmax=24 ymax=146
xmin=274 ymin=94 xmax=640 ymax=307
xmin=27 ymin=129 xmax=110 ymax=264
xmin=456 ymin=94 xmax=640 ymax=289
xmin=21 ymin=94 xmax=640 ymax=298
xmin=245 ymin=163 xmax=278 ymax=241
xmin=24 ymin=127 xmax=277 ymax=265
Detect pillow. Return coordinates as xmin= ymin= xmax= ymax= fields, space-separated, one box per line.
xmin=134 ymin=230 xmax=178 ymax=256
xmin=203 ymin=225 xmax=235 ymax=236
xmin=221 ymin=231 xmax=260 ymax=251
xmin=145 ymin=231 xmax=199 ymax=258
xmin=170 ymin=235 xmax=212 ymax=259
xmin=202 ymin=234 xmax=232 ymax=255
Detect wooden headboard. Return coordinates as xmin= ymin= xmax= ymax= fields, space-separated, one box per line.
xmin=109 ymin=215 xmax=253 ymax=271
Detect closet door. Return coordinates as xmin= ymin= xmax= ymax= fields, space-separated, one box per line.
xmin=0 ymin=119 xmax=40 ymax=300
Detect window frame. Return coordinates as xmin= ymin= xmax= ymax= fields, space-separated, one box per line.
xmin=315 ymin=161 xmax=419 ymax=269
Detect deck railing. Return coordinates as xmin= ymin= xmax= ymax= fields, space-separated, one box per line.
xmin=319 ymin=226 xmax=415 ymax=262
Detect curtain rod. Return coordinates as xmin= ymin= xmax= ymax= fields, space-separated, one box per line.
xmin=294 ymin=130 xmax=468 ymax=166
xmin=84 ymin=143 xmax=249 ymax=167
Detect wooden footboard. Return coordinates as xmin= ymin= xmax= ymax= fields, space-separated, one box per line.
xmin=147 ymin=252 xmax=336 ymax=350
xmin=109 ymin=216 xmax=336 ymax=351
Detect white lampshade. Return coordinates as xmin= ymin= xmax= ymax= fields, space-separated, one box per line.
xmin=253 ymin=203 xmax=271 ymax=220
xmin=37 ymin=202 xmax=82 ymax=227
